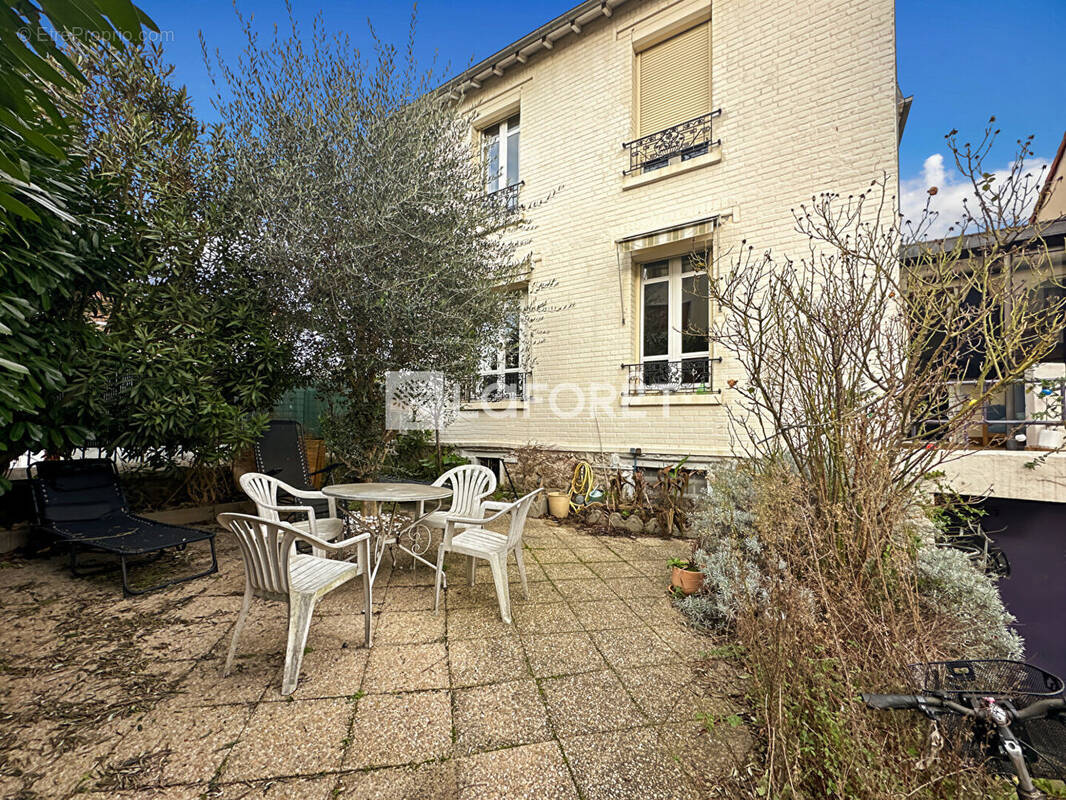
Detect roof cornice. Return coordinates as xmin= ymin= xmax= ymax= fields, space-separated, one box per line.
xmin=442 ymin=0 xmax=632 ymax=98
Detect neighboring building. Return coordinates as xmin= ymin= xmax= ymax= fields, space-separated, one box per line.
xmin=1033 ymin=131 xmax=1066 ymax=224
xmin=935 ymin=134 xmax=1066 ymax=504
xmin=439 ymin=0 xmax=902 ymax=476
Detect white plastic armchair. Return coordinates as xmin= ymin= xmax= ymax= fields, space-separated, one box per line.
xmin=239 ymin=472 xmax=343 ymax=559
xmin=217 ymin=512 xmax=373 ymax=696
xmin=433 ymin=488 xmax=543 ymax=624
xmin=420 ymin=464 xmax=498 ymax=533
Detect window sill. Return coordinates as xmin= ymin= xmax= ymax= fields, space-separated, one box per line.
xmin=461 ymin=399 xmax=528 ymax=412
xmin=622 ymin=145 xmax=722 ymax=191
xmin=621 ymin=393 xmax=721 ymax=407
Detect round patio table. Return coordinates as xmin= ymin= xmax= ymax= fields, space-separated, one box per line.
xmin=322 ymin=482 xmax=452 ymax=585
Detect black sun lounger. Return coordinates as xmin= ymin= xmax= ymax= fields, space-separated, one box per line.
xmin=254 ymin=419 xmax=340 ymax=515
xmin=29 ymin=459 xmax=218 ymax=596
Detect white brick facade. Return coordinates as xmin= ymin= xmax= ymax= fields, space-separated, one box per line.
xmin=442 ymin=0 xmax=900 ymax=468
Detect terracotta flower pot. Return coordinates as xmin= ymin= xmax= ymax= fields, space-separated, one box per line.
xmin=546 ymin=491 xmax=570 ymax=519
xmin=671 ymin=565 xmax=704 ymax=595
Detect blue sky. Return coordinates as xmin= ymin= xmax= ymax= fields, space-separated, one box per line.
xmin=140 ymin=0 xmax=1064 ymax=221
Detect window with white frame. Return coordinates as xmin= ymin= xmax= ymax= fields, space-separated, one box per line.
xmin=639 ymin=254 xmax=710 ymax=388
xmin=482 ymin=113 xmax=520 ymax=196
xmin=478 ymin=292 xmax=526 ymax=400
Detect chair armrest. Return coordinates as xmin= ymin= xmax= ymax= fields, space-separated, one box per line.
xmin=481 ymin=501 xmax=512 ymax=513
xmin=446 ymin=504 xmax=513 ymax=527
xmin=285 ymin=487 xmax=327 ymax=500
xmin=296 ymin=530 xmax=371 ymax=553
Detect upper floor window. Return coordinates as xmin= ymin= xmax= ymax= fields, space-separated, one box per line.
xmin=483 ymin=113 xmax=520 ymax=193
xmin=626 ymin=21 xmax=714 ymax=174
xmin=636 ymin=22 xmax=710 ymax=138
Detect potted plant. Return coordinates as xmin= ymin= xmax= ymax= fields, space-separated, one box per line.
xmin=669 ymin=557 xmax=703 ymax=595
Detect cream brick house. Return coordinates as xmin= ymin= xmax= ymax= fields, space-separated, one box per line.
xmin=439 ymin=0 xmax=903 ymax=476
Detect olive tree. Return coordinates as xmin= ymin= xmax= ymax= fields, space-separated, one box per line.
xmin=205 ymin=8 xmax=531 ymax=479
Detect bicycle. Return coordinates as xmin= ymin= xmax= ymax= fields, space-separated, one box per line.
xmin=863 ymin=659 xmax=1066 ymax=799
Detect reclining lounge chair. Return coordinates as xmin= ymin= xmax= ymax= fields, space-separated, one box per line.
xmin=29 ymin=459 xmax=218 ymax=596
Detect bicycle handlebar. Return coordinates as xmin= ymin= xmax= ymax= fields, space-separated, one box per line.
xmin=863 ymin=693 xmax=1066 ymax=720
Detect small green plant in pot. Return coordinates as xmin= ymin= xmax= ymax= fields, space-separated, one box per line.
xmin=668 ymin=557 xmax=703 ymax=595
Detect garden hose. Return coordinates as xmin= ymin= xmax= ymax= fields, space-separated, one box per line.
xmin=569 ymin=461 xmax=595 ymax=511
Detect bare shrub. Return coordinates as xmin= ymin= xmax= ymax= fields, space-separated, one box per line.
xmin=693 ymin=125 xmax=1058 ymax=798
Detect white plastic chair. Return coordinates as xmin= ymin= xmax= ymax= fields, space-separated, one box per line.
xmin=217 ymin=512 xmax=372 ymax=696
xmin=239 ymin=472 xmax=344 ymax=559
xmin=420 ymin=464 xmax=498 ymax=533
xmin=433 ymin=488 xmax=543 ymax=624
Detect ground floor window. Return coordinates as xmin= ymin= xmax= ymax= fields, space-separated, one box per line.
xmin=639 ymin=254 xmax=710 ymax=387
xmin=478 ymin=291 xmax=526 ymax=400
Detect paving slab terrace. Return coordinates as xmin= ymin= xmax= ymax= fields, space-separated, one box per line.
xmin=0 ymin=517 xmax=750 ymax=799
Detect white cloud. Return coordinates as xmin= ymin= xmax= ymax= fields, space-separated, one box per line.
xmin=900 ymin=153 xmax=1050 ymax=239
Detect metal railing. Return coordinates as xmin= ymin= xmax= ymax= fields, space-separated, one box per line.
xmin=622 ymin=110 xmax=721 ymax=175
xmin=621 ymin=357 xmax=721 ymax=396
xmin=464 ymin=371 xmax=530 ymax=403
xmin=486 ymin=181 xmax=524 ymax=213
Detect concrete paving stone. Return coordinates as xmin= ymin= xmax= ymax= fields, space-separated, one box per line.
xmin=540 ymin=670 xmax=647 ymax=737
xmin=101 ymin=702 xmax=253 ymax=788
xmin=446 ymin=605 xmax=517 ymax=640
xmin=603 ymin=575 xmax=668 ymax=599
xmin=623 ymin=595 xmax=680 ymax=625
xmin=630 ymin=559 xmax=671 ymax=578
xmin=335 ymin=761 xmax=458 ymax=799
xmin=618 ymin=663 xmax=739 ymax=723
xmin=568 ymin=599 xmax=645 ymax=632
xmin=374 ymin=609 xmax=446 ymax=645
xmin=364 ymin=643 xmax=449 ymax=693
xmin=511 ymin=602 xmax=583 ymax=637
xmin=135 ymin=621 xmax=230 ymax=661
xmin=78 ymin=786 xmax=204 ymax=799
xmin=528 ymin=547 xmax=579 ymax=564
xmin=587 ymin=559 xmax=646 ymax=579
xmin=551 ymin=578 xmax=612 ymax=603
xmin=211 ymin=775 xmax=338 ymax=799
xmin=521 ymin=631 xmax=608 ymax=678
xmin=385 ymin=565 xmax=437 ymax=586
xmin=569 ymin=546 xmax=618 ymax=563
xmin=7 ymin=716 xmax=141 ymax=798
xmin=315 ymin=583 xmax=377 ymax=616
xmin=509 ymin=579 xmax=564 ymax=606
xmin=306 ymin=613 xmax=376 ymax=650
xmin=653 ymin=623 xmax=716 ymax=658
xmin=453 ymin=678 xmax=552 ymax=753
xmin=223 ymin=697 xmax=350 ymax=781
xmin=172 ymin=654 xmax=279 ymax=707
xmin=590 ymin=627 xmax=678 ymax=671
xmin=657 ymin=719 xmax=753 ymax=794
xmin=448 ymin=635 xmax=531 ymax=687
xmin=344 ymin=691 xmax=452 ymax=769
xmin=382 ymin=585 xmax=437 ymax=611
xmin=540 ymin=562 xmax=599 ymax=582
xmin=561 ymin=727 xmax=699 ymax=800
xmin=456 ymin=741 xmax=579 ymax=800
xmin=287 ymin=646 xmax=369 ymax=700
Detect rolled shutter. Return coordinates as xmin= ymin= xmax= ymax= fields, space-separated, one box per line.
xmin=638 ymin=21 xmax=710 ymax=137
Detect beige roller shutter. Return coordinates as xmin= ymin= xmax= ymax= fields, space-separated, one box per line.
xmin=638 ymin=21 xmax=710 ymax=137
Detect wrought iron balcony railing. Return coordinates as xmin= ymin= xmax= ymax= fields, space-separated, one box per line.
xmin=486 ymin=181 xmax=524 ymax=213
xmin=464 ymin=371 xmax=530 ymax=403
xmin=622 ymin=357 xmax=721 ymax=396
xmin=622 ymin=110 xmax=721 ymax=175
